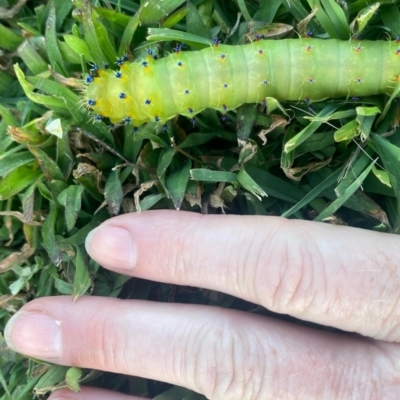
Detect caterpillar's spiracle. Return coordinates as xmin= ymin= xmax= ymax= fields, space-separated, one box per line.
xmin=83 ymin=39 xmax=400 ymax=126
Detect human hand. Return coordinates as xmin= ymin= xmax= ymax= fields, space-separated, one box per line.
xmin=4 ymin=210 xmax=400 ymax=399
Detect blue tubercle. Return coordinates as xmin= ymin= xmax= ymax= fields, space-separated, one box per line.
xmin=173 ymin=43 xmax=184 ymax=53
xmin=89 ymin=63 xmax=99 ymax=74
xmin=85 ymin=75 xmax=94 ymax=84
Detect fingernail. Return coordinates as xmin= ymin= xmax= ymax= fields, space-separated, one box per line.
xmin=4 ymin=311 xmax=62 ymax=360
xmin=85 ymin=225 xmax=137 ymax=271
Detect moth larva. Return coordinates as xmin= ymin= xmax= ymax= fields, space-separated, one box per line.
xmin=83 ymin=39 xmax=400 ymax=126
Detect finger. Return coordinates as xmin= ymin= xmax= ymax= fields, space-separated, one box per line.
xmin=48 ymin=387 xmax=147 ymax=400
xmin=85 ymin=210 xmax=400 ymax=341
xmin=4 ymin=296 xmax=400 ymax=399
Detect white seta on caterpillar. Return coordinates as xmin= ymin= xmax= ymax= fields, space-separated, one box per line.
xmin=82 ymin=38 xmax=400 ymax=127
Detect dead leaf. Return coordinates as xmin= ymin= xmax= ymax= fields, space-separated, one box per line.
xmin=283 ymin=157 xmax=332 ymax=181
xmin=0 ymin=0 xmax=27 ymax=19
xmin=134 ymin=181 xmax=156 ymax=212
xmin=0 ymin=243 xmax=35 ymax=273
xmin=258 ymin=115 xmax=288 ymax=145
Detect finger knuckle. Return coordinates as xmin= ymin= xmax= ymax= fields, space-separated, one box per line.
xmin=76 ymin=311 xmax=122 ymax=371
xmin=253 ymin=219 xmax=325 ymax=315
xmin=370 ymin=342 xmax=400 ymax=399
xmin=374 ymin=258 xmax=400 ymax=341
xmin=189 ymin=310 xmax=265 ymax=400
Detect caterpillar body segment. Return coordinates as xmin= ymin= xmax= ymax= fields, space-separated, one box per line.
xmin=83 ymin=39 xmax=400 ymax=126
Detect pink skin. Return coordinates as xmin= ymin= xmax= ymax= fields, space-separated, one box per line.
xmin=4 ymin=210 xmax=400 ymax=399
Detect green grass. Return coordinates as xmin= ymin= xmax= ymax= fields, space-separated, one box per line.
xmin=1 ymin=0 xmax=400 ymax=398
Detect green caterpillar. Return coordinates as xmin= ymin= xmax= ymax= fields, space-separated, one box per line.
xmin=83 ymin=38 xmax=400 ymax=127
